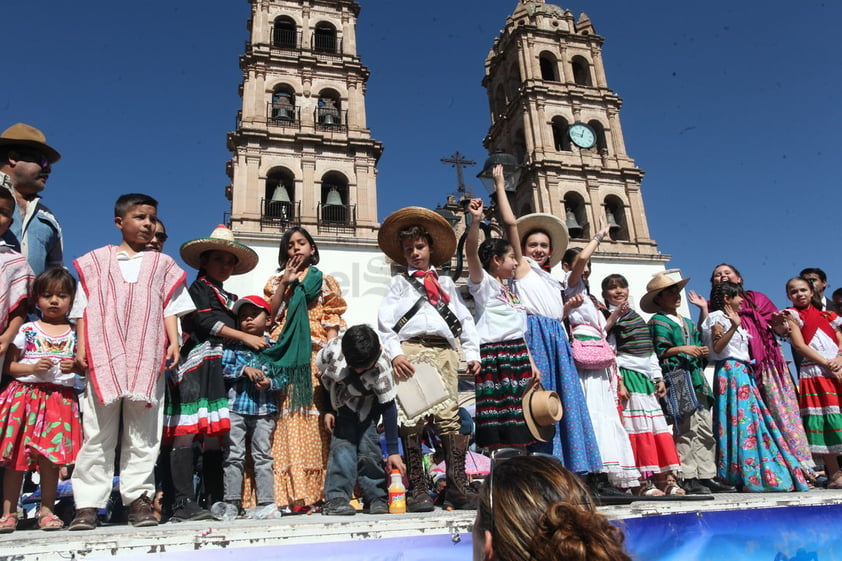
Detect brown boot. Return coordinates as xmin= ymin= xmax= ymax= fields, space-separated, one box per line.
xmin=442 ymin=433 xmax=477 ymax=510
xmin=402 ymin=433 xmax=434 ymax=513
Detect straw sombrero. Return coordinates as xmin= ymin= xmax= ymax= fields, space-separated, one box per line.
xmin=639 ymin=269 xmax=690 ymax=314
xmin=378 ymin=207 xmax=456 ymax=266
xmin=0 ymin=123 xmax=61 ymax=163
xmin=522 ymin=381 xmax=563 ymax=442
xmin=180 ymin=225 xmax=258 ymax=275
xmin=516 ymin=213 xmax=569 ymax=268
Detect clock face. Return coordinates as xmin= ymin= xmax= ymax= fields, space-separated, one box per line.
xmin=569 ymin=123 xmax=596 ymax=148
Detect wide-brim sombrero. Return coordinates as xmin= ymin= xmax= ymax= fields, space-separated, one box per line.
xmin=522 ymin=381 xmax=563 ymax=442
xmin=516 ymin=213 xmax=569 ymax=268
xmin=0 ymin=123 xmax=61 ymax=163
xmin=639 ymin=269 xmax=690 ymax=314
xmin=378 ymin=207 xmax=457 ymax=267
xmin=180 ymin=225 xmax=258 ymax=275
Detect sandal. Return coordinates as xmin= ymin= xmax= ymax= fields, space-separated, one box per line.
xmin=827 ymin=471 xmax=842 ymax=490
xmin=37 ymin=512 xmax=64 ymax=531
xmin=634 ymin=480 xmax=665 ymax=497
xmin=0 ymin=514 xmax=18 ymax=534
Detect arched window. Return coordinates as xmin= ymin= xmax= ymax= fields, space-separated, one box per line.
xmin=506 ymin=61 xmax=522 ymax=102
xmin=551 ymin=116 xmax=571 ymax=151
xmin=588 ymin=120 xmax=608 ymax=153
xmin=604 ymin=195 xmax=629 ymax=241
xmin=563 ymin=192 xmax=588 ymax=239
xmin=316 ymin=89 xmax=343 ymax=128
xmin=264 ymin=168 xmax=296 ymax=227
xmin=571 ymin=56 xmax=592 ymax=86
xmin=513 ymin=131 xmax=527 ymax=171
xmin=270 ymin=86 xmax=296 ymax=124
xmin=273 ymin=16 xmax=297 ymax=49
xmin=320 ymin=172 xmax=349 ymax=225
xmin=539 ymin=52 xmax=558 ymax=81
xmin=494 ymin=84 xmax=507 ymax=118
xmin=313 ymin=21 xmax=337 ymax=53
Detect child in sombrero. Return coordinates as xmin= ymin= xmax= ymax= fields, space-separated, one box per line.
xmin=164 ymin=225 xmax=269 ymax=522
xmin=376 ymin=207 xmax=481 ymax=511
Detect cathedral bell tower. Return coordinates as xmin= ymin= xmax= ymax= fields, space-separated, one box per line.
xmin=482 ymin=0 xmax=661 ymax=261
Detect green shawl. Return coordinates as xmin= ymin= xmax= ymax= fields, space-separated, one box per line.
xmin=260 ymin=266 xmax=323 ymax=409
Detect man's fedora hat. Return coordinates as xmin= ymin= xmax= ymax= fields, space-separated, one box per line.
xmin=0 ymin=123 xmax=61 ymax=163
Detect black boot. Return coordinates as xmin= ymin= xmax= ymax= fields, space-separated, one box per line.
xmin=170 ymin=447 xmax=215 ymax=522
xmin=402 ymin=433 xmax=434 ymax=513
xmin=442 ymin=434 xmax=477 ymax=510
xmin=202 ymin=449 xmax=225 ymax=507
xmin=583 ymin=473 xmax=633 ymax=505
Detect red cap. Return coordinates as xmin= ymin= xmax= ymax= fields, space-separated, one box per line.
xmin=231 ymin=295 xmax=271 ymax=316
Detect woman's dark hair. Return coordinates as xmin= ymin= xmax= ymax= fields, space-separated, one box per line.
xmin=601 ymin=273 xmax=628 ymax=292
xmin=709 ymin=263 xmax=743 ymax=285
xmin=32 ymin=268 xmax=77 ymax=303
xmin=277 ymin=226 xmax=320 ymax=269
xmin=562 ymin=247 xmax=582 ymax=267
xmin=709 ymin=281 xmax=743 ymax=313
xmin=476 ymin=456 xmax=631 ymax=561
xmin=478 ymin=238 xmax=512 ymax=272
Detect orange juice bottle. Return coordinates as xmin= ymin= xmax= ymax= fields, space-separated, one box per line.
xmin=388 ymin=469 xmax=407 ymax=514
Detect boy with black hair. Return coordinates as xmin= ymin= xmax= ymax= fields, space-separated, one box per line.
xmin=376 ymin=207 xmax=481 ymax=511
xmin=317 ymin=324 xmax=404 ymax=516
xmin=68 ymin=193 xmax=195 ymax=530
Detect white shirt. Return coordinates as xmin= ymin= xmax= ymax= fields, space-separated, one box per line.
xmin=563 ymin=272 xmax=605 ymax=338
xmin=786 ymin=309 xmax=842 ymax=360
xmin=514 ymin=258 xmax=565 ymax=319
xmin=702 ymin=310 xmax=751 ymax=362
xmin=70 ymin=250 xmax=194 ymax=319
xmin=468 ymin=270 xmax=526 ymax=345
xmin=377 ymin=267 xmax=480 ymax=363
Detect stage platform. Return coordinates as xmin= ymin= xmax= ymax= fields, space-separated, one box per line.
xmin=2 ymin=489 xmax=841 ymax=561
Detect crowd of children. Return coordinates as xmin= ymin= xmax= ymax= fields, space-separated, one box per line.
xmin=0 ymin=178 xmax=840 ymax=534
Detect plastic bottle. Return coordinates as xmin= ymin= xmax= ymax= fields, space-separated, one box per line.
xmin=388 ymin=469 xmax=407 ymax=514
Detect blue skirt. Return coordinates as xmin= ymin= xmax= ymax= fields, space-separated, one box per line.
xmin=525 ymin=314 xmax=603 ymax=473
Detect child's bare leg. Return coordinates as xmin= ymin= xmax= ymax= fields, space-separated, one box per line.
xmin=2 ymin=469 xmax=25 ymax=517
xmin=823 ymin=454 xmax=841 ymax=482
xmin=36 ymin=456 xmax=60 ymax=517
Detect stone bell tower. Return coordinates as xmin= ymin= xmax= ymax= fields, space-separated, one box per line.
xmin=482 ymin=0 xmax=668 ymax=303
xmin=223 ymin=0 xmax=389 ymax=325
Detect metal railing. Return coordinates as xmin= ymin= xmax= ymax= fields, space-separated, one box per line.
xmin=314 ymin=107 xmax=347 ymax=132
xmin=271 ymin=27 xmax=301 ymax=51
xmin=261 ymin=199 xmax=301 ymax=231
xmin=268 ymin=103 xmax=300 ymax=127
xmin=317 ymin=202 xmax=356 ymax=232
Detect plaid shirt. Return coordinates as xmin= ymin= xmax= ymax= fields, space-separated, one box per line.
xmin=221 ymin=338 xmax=283 ymax=416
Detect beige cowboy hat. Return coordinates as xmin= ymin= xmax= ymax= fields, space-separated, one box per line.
xmin=522 ymin=381 xmax=563 ymax=442
xmin=180 ymin=225 xmax=259 ymax=275
xmin=0 ymin=123 xmax=61 ymax=163
xmin=516 ymin=213 xmax=569 ymax=268
xmin=639 ymin=268 xmax=691 ymax=314
xmin=378 ymin=206 xmax=457 ymax=267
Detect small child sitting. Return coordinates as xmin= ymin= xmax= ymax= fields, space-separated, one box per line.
xmin=216 ymin=295 xmax=284 ymax=519
xmin=317 ymin=324 xmax=405 ymax=516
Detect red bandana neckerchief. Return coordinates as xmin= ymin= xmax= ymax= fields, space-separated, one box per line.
xmin=412 ymin=270 xmax=450 ymax=306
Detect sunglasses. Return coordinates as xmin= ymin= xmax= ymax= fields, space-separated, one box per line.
xmin=154 ymin=232 xmax=168 ymax=242
xmin=13 ymin=150 xmax=49 ymax=169
xmin=488 ymin=448 xmax=560 ymax=532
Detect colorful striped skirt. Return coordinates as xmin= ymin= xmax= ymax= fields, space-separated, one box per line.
xmin=619 ymin=367 xmax=680 ymax=474
xmin=798 ymin=362 xmax=842 ymax=455
xmin=475 ymin=337 xmax=534 ymax=449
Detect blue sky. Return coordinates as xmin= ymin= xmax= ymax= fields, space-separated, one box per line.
xmin=2 ymin=0 xmax=841 ymax=309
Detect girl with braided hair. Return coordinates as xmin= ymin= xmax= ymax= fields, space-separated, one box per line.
xmin=701 ymin=281 xmax=810 ymax=491
xmin=473 ymin=454 xmax=632 ymax=561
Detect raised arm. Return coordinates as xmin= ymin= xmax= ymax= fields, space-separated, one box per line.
xmin=567 ymin=216 xmax=610 ymax=288
xmin=490 ymin=164 xmax=531 ymax=280
xmin=465 ymin=198 xmax=486 ymax=284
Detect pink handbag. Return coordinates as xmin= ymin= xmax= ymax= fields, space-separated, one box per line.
xmin=571 ymin=338 xmax=615 ymax=370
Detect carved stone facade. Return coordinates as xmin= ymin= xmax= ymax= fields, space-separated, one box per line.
xmin=482 ymin=0 xmax=660 ymax=260
xmin=226 ymin=0 xmax=382 ymax=244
